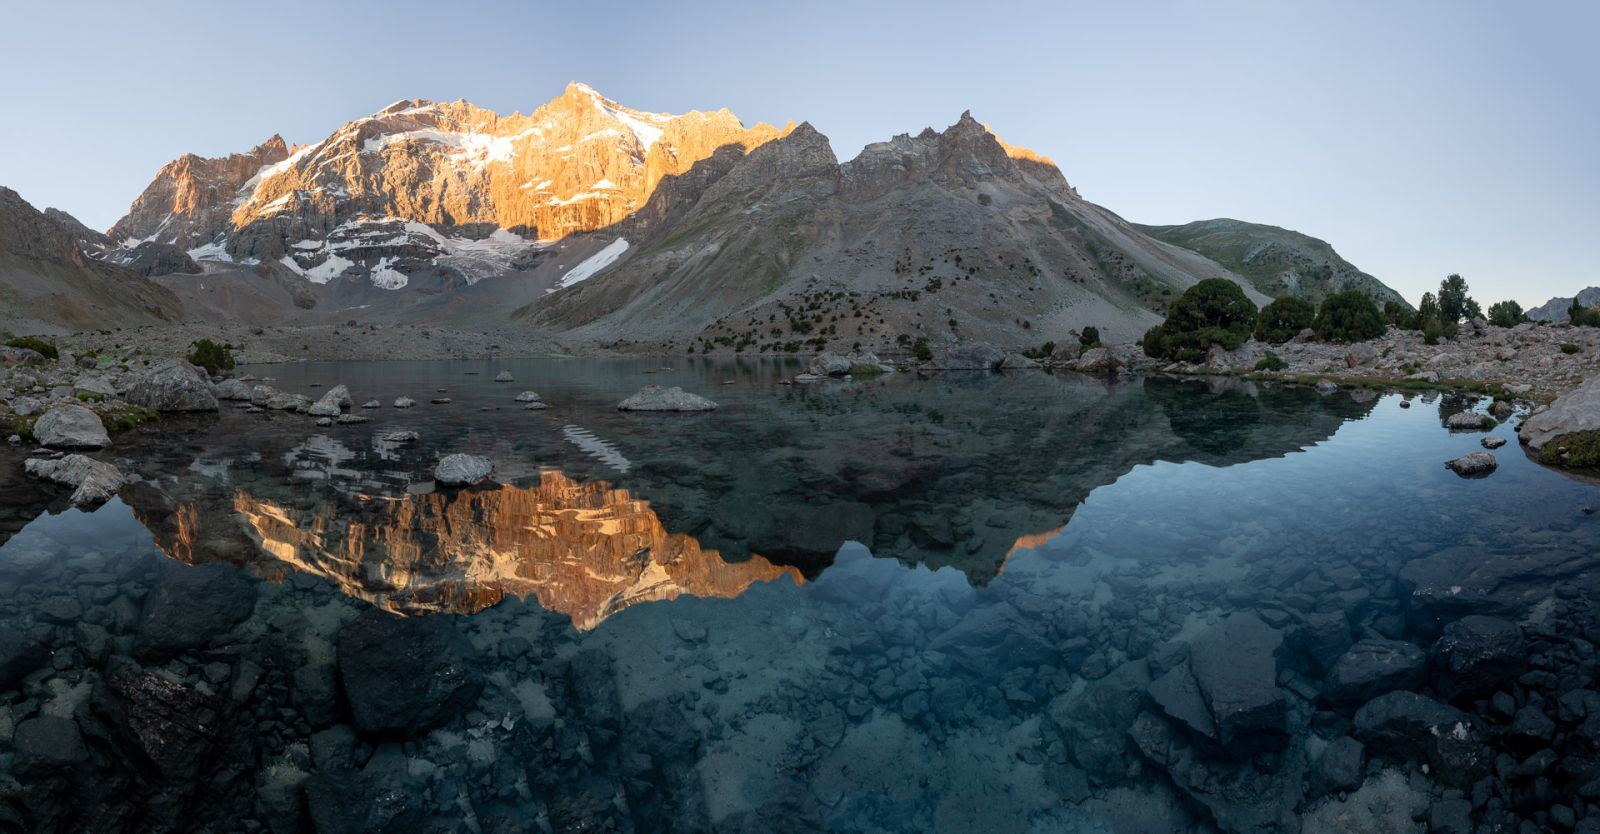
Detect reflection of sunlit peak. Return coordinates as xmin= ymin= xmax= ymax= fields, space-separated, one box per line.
xmin=227 ymin=470 xmax=801 ymax=630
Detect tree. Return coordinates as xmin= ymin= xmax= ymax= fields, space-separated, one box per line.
xmin=187 ymin=339 xmax=235 ymax=375
xmin=1486 ymin=300 xmax=1526 ymax=328
xmin=1079 ymin=326 xmax=1101 ymax=349
xmin=1253 ymin=297 xmax=1316 ymax=344
xmin=1571 ymin=300 xmax=1600 ymax=328
xmin=1313 ymin=290 xmax=1387 ymax=343
xmin=1437 ymin=274 xmax=1475 ymax=338
xmin=1141 ymin=278 xmax=1259 ymax=362
xmin=1383 ymin=300 xmax=1417 ymax=330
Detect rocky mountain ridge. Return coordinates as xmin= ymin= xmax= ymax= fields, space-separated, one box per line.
xmin=1528 ymin=287 xmax=1600 ymax=322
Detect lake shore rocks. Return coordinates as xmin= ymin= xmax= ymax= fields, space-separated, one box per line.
xmin=32 ymin=403 xmax=110 ymax=450
xmin=23 ymin=453 xmax=126 ymax=507
xmin=123 ymin=359 xmax=218 ymax=412
xmin=307 ymin=384 xmax=352 ymax=417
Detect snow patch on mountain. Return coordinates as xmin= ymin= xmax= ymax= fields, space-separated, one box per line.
xmin=552 ymin=238 xmax=629 ymax=292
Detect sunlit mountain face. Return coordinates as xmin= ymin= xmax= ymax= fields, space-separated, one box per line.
xmin=131 ymin=469 xmax=803 ymax=630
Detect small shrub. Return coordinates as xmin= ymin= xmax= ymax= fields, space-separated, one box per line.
xmin=1022 ymin=341 xmax=1057 ymax=360
xmin=912 ymin=337 xmax=932 ymax=362
xmin=1561 ymin=342 xmax=1582 ymax=355
xmin=848 ymin=363 xmax=885 ymax=377
xmin=187 ymin=339 xmax=235 ymax=374
xmin=1254 ymin=352 xmax=1288 ymax=372
xmin=1423 ymin=318 xmax=1443 ymax=346
xmin=1079 ymin=326 xmax=1101 ymax=348
xmin=4 ymin=335 xmax=58 ymax=360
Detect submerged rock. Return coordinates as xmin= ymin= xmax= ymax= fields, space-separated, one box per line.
xmin=11 ymin=716 xmax=86 ymax=777
xmin=617 ymin=385 xmax=718 ymax=411
xmin=32 ymin=403 xmax=110 ymax=450
xmin=1481 ymin=435 xmax=1506 ymax=449
xmin=1431 ymin=615 xmax=1524 ymax=701
xmin=214 ymin=379 xmax=253 ymax=401
xmin=1445 ymin=451 xmax=1497 ymax=477
xmin=123 ymin=359 xmax=219 ymax=412
xmin=434 ymin=453 xmax=493 ymax=486
xmin=1353 ymin=691 xmax=1485 ymax=785
xmin=24 ymin=454 xmax=126 ymax=507
xmin=1188 ymin=612 xmax=1287 ymax=754
xmin=1323 ymin=639 xmax=1426 ymax=707
xmin=134 ymin=563 xmax=258 ymax=661
xmin=336 ymin=609 xmax=483 ymax=736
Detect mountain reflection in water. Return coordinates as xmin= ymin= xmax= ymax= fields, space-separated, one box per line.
xmin=154 ymin=471 xmax=804 ymax=629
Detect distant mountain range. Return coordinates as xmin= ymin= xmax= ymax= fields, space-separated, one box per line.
xmin=5 ymin=83 xmax=1410 ymax=347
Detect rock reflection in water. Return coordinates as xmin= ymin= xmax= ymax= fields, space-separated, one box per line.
xmin=225 ymin=471 xmax=801 ymax=629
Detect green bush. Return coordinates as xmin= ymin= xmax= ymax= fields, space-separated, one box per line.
xmin=1383 ymin=300 xmax=1417 ymax=330
xmin=4 ymin=335 xmax=58 ymax=360
xmin=1078 ymin=327 xmax=1100 ymax=349
xmin=1561 ymin=342 xmax=1582 ymax=355
xmin=1140 ymin=278 xmax=1258 ymax=362
xmin=1313 ymin=290 xmax=1386 ymax=343
xmin=1437 ymin=274 xmax=1475 ymax=338
xmin=1021 ymin=341 xmax=1056 ymax=360
xmin=1571 ymin=301 xmax=1600 ymax=328
xmin=1254 ymin=352 xmax=1288 ymax=372
xmin=1253 ymin=297 xmax=1315 ymax=344
xmin=1423 ymin=318 xmax=1443 ymax=345
xmin=912 ymin=337 xmax=932 ymax=362
xmin=187 ymin=339 xmax=235 ymax=375
xmin=1486 ymin=300 xmax=1526 ymax=328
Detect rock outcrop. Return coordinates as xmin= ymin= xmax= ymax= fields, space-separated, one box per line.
xmin=123 ymin=359 xmax=219 ymax=412
xmin=617 ymin=385 xmax=717 ymax=411
xmin=23 ymin=454 xmax=126 ymax=507
xmin=31 ymin=403 xmax=110 ymax=450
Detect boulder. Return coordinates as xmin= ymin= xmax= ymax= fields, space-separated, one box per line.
xmin=336 ymin=609 xmax=483 ymax=736
xmin=434 ymin=453 xmax=493 ymax=487
xmin=1353 ymin=691 xmax=1485 ymax=785
xmin=1315 ymin=379 xmax=1339 ymax=394
xmin=1444 ymin=411 xmax=1489 ymax=431
xmin=133 ymin=563 xmax=258 ymax=661
xmin=999 ymin=353 xmax=1042 ymax=370
xmin=0 ymin=625 xmax=53 ymax=690
xmin=1073 ymin=346 xmax=1122 ymax=375
xmin=514 ymin=391 xmax=542 ymax=403
xmin=123 ymin=359 xmax=218 ymax=412
xmin=920 ymin=342 xmax=1005 ymax=371
xmin=1431 ymin=615 xmax=1524 ymax=701
xmin=307 ymin=384 xmax=352 ymax=417
xmin=1203 ymin=342 xmax=1257 ymax=371
xmin=360 ymin=399 xmax=381 ymax=409
xmin=1444 ymin=451 xmax=1497 ymax=477
xmin=1147 ymin=661 xmax=1217 ymax=741
xmin=32 ymin=403 xmax=110 ymax=450
xmin=1188 ymin=612 xmax=1287 ymax=754
xmin=808 ymin=352 xmax=852 ymax=376
xmin=393 ymin=396 xmax=416 ymax=408
xmin=1344 ymin=342 xmax=1378 ymax=368
xmin=1322 ymin=639 xmax=1426 ymax=707
xmin=1308 ymin=736 xmax=1365 ymax=799
xmin=494 ymin=370 xmax=513 ymax=382
xmin=24 ymin=454 xmax=126 ymax=507
xmin=100 ymin=660 xmax=223 ymax=779
xmin=524 ymin=402 xmax=549 ymax=410
xmin=74 ymin=375 xmax=116 ymax=397
xmin=1481 ymin=435 xmax=1506 ymax=449
xmin=1 ymin=345 xmax=47 ymax=364
xmin=11 ymin=716 xmax=86 ymax=777
xmin=1520 ymin=373 xmax=1600 ymax=454
xmin=214 ymin=379 xmax=253 ymax=400
xmin=617 ymin=385 xmax=718 ymax=411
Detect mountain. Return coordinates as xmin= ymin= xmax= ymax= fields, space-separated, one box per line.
xmin=0 ymin=186 xmax=181 ymax=333
xmin=81 ymin=83 xmax=1408 ymax=350
xmin=110 ymin=83 xmax=791 ymax=290
xmin=1134 ymin=219 xmax=1406 ymax=308
xmin=1528 ymin=287 xmax=1600 ymax=323
xmin=521 ymin=112 xmax=1256 ymax=347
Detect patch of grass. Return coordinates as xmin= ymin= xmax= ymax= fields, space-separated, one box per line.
xmin=848 ymin=363 xmax=885 ymax=377
xmin=1254 ymin=352 xmax=1288 ymax=372
xmin=1 ymin=413 xmax=37 ymax=441
xmin=1561 ymin=343 xmax=1582 ymax=355
xmin=100 ymin=404 xmax=159 ymax=434
xmin=75 ymin=391 xmax=105 ymax=403
xmin=1539 ymin=429 xmax=1600 ymax=469
xmin=4 ymin=335 xmax=58 ymax=360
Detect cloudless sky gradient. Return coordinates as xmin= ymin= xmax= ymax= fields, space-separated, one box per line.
xmin=2 ymin=0 xmax=1594 ymax=307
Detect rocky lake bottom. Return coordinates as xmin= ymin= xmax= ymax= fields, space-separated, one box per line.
xmin=3 ymin=358 xmax=1600 ymax=833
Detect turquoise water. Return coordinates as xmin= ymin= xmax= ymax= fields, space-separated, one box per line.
xmin=3 ymin=361 xmax=1597 ymax=832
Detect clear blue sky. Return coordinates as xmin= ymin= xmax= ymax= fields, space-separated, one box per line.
xmin=3 ymin=0 xmax=1594 ymax=307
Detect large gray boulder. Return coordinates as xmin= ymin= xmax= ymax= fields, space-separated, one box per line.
xmin=1073 ymin=346 xmax=1123 ymax=375
xmin=124 ymin=359 xmax=218 ymax=412
xmin=617 ymin=385 xmax=718 ymax=411
xmin=920 ymin=342 xmax=1006 ymax=371
xmin=434 ymin=453 xmax=493 ymax=487
xmin=808 ymin=352 xmax=852 ymax=376
xmin=1521 ymin=373 xmax=1600 ymax=452
xmin=999 ymin=353 xmax=1042 ymax=370
xmin=24 ymin=454 xmax=126 ymax=507
xmin=215 ymin=378 xmax=253 ymax=400
xmin=32 ymin=404 xmax=110 ymax=450
xmin=307 ymin=384 xmax=352 ymax=417
xmin=1445 ymin=451 xmax=1497 ymax=477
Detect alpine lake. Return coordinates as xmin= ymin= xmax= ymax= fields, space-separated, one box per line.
xmin=3 ymin=357 xmax=1599 ymax=834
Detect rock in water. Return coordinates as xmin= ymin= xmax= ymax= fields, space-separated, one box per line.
xmin=336 ymin=609 xmax=483 ymax=736
xmin=999 ymin=353 xmax=1042 ymax=370
xmin=1445 ymin=451 xmax=1497 ymax=477
xmin=134 ymin=563 xmax=258 ymax=660
xmin=494 ymin=370 xmax=513 ymax=382
xmin=1431 ymin=615 xmax=1525 ymax=700
xmin=32 ymin=404 xmax=110 ymax=450
xmin=1323 ymin=639 xmax=1427 ymax=707
xmin=393 ymin=396 xmax=416 ymax=408
xmin=920 ymin=342 xmax=1006 ymax=371
xmin=514 ymin=391 xmax=542 ymax=403
xmin=1521 ymin=373 xmax=1600 ymax=462
xmin=123 ymin=359 xmax=219 ymax=412
xmin=360 ymin=399 xmax=381 ymax=409
xmin=808 ymin=352 xmax=852 ymax=376
xmin=1353 ymin=691 xmax=1485 ymax=786
xmin=11 ymin=716 xmax=87 ymax=777
xmin=307 ymin=384 xmax=352 ymax=417
xmin=379 ymin=430 xmax=419 ymax=445
xmin=1445 ymin=411 xmax=1489 ymax=431
xmin=1481 ymin=435 xmax=1506 ymax=449
xmin=214 ymin=379 xmax=253 ymax=400
xmin=434 ymin=453 xmax=493 ymax=486
xmin=617 ymin=385 xmax=718 ymax=411
xmin=1188 ymin=612 xmax=1287 ymax=754
xmin=24 ymin=454 xmax=126 ymax=507
xmin=1073 ymin=347 xmax=1122 ymax=375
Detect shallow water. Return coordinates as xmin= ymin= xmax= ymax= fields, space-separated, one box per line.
xmin=3 ymin=359 xmax=1599 ymax=833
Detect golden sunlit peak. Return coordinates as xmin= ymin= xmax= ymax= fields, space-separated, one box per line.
xmin=982 ymin=123 xmax=1058 ymax=169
